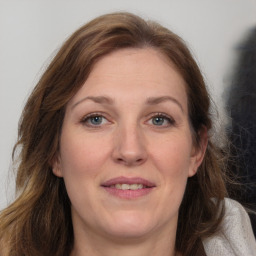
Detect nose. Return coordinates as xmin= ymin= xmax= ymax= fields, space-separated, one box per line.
xmin=112 ymin=123 xmax=147 ymax=166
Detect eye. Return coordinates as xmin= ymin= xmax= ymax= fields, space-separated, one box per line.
xmin=81 ymin=113 xmax=109 ymax=127
xmin=147 ymin=113 xmax=175 ymax=127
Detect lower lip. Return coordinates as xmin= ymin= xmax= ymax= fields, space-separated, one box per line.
xmin=102 ymin=187 xmax=154 ymax=199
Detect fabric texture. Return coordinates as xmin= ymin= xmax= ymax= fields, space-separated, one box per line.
xmin=203 ymin=198 xmax=256 ymax=256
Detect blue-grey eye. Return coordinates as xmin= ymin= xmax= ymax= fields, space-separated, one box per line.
xmin=89 ymin=116 xmax=103 ymax=125
xmin=152 ymin=116 xmax=165 ymax=125
xmin=149 ymin=114 xmax=174 ymax=127
xmin=81 ymin=114 xmax=109 ymax=127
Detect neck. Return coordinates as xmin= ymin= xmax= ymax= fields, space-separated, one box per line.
xmin=71 ymin=225 xmax=177 ymax=256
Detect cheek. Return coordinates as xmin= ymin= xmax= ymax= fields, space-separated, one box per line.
xmin=58 ymin=132 xmax=112 ymax=212
xmin=59 ymin=131 xmax=111 ymax=175
xmin=149 ymin=133 xmax=193 ymax=178
xmin=148 ymin=133 xmax=193 ymax=208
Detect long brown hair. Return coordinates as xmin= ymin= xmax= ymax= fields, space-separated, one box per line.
xmin=0 ymin=12 xmax=228 ymax=255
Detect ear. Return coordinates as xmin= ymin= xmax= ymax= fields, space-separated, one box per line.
xmin=51 ymin=154 xmax=63 ymax=177
xmin=188 ymin=126 xmax=208 ymax=177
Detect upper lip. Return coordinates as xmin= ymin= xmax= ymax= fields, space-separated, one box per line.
xmin=101 ymin=176 xmax=156 ymax=188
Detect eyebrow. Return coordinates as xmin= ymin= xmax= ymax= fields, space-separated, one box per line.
xmin=146 ymin=96 xmax=184 ymax=112
xmin=71 ymin=95 xmax=184 ymax=112
xmin=71 ymin=96 xmax=114 ymax=110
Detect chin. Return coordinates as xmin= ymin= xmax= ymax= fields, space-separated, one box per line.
xmin=103 ymin=211 xmax=155 ymax=239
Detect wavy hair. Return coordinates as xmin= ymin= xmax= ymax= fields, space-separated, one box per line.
xmin=0 ymin=12 xmax=228 ymax=256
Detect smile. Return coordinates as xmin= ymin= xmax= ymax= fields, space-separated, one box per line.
xmin=101 ymin=177 xmax=156 ymax=199
xmin=110 ymin=184 xmax=145 ymax=190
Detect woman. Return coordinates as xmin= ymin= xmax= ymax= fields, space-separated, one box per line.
xmin=0 ymin=12 xmax=255 ymax=256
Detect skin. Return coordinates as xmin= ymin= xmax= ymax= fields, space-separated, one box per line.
xmin=53 ymin=48 xmax=207 ymax=256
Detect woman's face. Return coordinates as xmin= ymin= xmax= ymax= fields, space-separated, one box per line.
xmin=53 ymin=48 xmax=206 ymax=242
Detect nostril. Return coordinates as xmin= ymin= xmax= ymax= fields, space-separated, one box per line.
xmin=117 ymin=158 xmax=131 ymax=165
xmin=115 ymin=157 xmax=145 ymax=166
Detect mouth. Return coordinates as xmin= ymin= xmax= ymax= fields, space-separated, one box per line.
xmin=109 ymin=183 xmax=148 ymax=190
xmin=101 ymin=176 xmax=156 ymax=199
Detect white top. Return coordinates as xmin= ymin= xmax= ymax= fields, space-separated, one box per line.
xmin=203 ymin=198 xmax=256 ymax=256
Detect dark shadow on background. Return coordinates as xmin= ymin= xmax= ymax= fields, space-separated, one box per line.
xmin=225 ymin=27 xmax=256 ymax=236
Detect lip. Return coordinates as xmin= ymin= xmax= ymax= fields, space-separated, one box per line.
xmin=101 ymin=176 xmax=156 ymax=199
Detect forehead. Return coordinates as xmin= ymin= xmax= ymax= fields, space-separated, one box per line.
xmin=68 ymin=47 xmax=188 ymax=111
xmin=89 ymin=47 xmax=184 ymax=84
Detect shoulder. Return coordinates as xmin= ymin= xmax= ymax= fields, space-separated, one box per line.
xmin=202 ymin=198 xmax=256 ymax=256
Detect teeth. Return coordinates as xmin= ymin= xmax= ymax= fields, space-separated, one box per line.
xmin=121 ymin=184 xmax=130 ymax=190
xmin=111 ymin=184 xmax=144 ymax=190
xmin=130 ymin=184 xmax=143 ymax=190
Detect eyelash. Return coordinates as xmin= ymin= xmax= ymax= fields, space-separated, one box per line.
xmin=147 ymin=113 xmax=175 ymax=127
xmin=80 ymin=112 xmax=175 ymax=128
xmin=80 ymin=112 xmax=110 ymax=128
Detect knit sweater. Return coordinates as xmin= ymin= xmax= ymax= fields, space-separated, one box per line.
xmin=203 ymin=198 xmax=256 ymax=256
